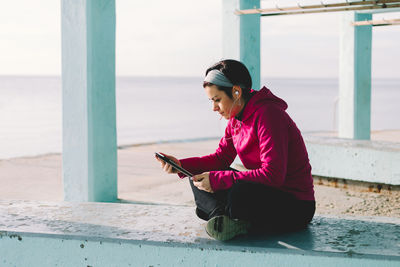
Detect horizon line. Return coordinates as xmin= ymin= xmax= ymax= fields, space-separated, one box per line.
xmin=1 ymin=74 xmax=399 ymax=80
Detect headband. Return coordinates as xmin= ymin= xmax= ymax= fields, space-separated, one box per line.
xmin=204 ymin=69 xmax=234 ymax=88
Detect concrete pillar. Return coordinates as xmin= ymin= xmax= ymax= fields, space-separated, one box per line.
xmin=61 ymin=0 xmax=117 ymax=202
xmin=222 ymin=0 xmax=240 ymax=60
xmin=338 ymin=12 xmax=372 ymax=140
xmin=240 ymin=0 xmax=260 ymax=90
xmin=222 ymin=0 xmax=260 ymax=90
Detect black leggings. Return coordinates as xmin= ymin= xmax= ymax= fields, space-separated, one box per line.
xmin=189 ymin=179 xmax=315 ymax=232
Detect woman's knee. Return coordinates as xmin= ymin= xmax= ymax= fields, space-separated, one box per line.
xmin=226 ymin=182 xmax=261 ymax=220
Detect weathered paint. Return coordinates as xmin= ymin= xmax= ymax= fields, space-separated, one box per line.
xmin=339 ymin=12 xmax=372 ymax=140
xmin=0 ymin=200 xmax=399 ymax=266
xmin=222 ymin=0 xmax=260 ymax=90
xmin=61 ymin=0 xmax=117 ymax=202
xmin=305 ymin=134 xmax=400 ymax=185
xmin=240 ymin=0 xmax=261 ymax=90
xmin=1 ymin=234 xmax=399 ymax=267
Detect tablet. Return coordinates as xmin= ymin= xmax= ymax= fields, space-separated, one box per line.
xmin=155 ymin=152 xmax=194 ymax=178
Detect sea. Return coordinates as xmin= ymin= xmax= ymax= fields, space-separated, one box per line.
xmin=0 ymin=76 xmax=399 ymax=159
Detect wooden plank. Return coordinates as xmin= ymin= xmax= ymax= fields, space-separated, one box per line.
xmin=235 ymin=0 xmax=400 ymax=15
xmin=353 ymin=18 xmax=400 ymax=26
xmin=260 ymin=4 xmax=400 ymax=17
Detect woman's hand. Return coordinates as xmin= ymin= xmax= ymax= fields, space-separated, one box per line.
xmin=193 ymin=172 xmax=214 ymax=193
xmin=155 ymin=152 xmax=182 ymax=174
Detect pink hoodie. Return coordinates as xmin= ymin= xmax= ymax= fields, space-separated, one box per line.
xmin=179 ymin=87 xmax=315 ymax=201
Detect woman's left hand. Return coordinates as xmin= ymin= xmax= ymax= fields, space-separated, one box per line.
xmin=193 ymin=172 xmax=214 ymax=193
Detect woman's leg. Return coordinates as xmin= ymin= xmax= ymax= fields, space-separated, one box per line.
xmin=190 ymin=179 xmax=315 ymax=240
xmin=189 ymin=178 xmax=228 ymax=220
xmin=226 ymin=181 xmax=315 ymax=231
xmin=188 ymin=167 xmax=241 ymax=220
xmin=189 ymin=178 xmax=251 ymax=241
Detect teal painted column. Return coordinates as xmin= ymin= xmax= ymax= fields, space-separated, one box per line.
xmin=338 ymin=12 xmax=372 ymax=140
xmin=222 ymin=0 xmax=260 ymax=90
xmin=240 ymin=0 xmax=260 ymax=90
xmin=61 ymin=0 xmax=117 ymax=202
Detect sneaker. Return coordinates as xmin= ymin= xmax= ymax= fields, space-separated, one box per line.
xmin=205 ymin=215 xmax=250 ymax=241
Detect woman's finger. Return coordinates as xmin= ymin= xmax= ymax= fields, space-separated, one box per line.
xmin=163 ymin=163 xmax=170 ymax=172
xmin=194 ymin=181 xmax=206 ymax=191
xmin=192 ymin=175 xmax=204 ymax=182
xmin=169 ymin=165 xmax=174 ymax=173
xmin=193 ymin=181 xmax=201 ymax=189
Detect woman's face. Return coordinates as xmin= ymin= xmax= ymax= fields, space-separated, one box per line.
xmin=205 ymin=85 xmax=240 ymax=120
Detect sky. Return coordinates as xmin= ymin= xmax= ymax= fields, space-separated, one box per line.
xmin=0 ymin=0 xmax=399 ymax=78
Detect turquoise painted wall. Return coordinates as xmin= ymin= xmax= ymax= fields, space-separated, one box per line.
xmin=1 ymin=234 xmax=399 ymax=267
xmin=305 ymin=135 xmax=400 ymax=185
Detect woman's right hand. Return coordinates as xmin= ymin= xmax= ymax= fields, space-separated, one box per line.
xmin=155 ymin=152 xmax=182 ymax=174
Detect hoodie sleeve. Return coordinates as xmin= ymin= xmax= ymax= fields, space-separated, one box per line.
xmin=208 ymin=107 xmax=289 ymax=191
xmin=177 ymin=121 xmax=238 ymax=178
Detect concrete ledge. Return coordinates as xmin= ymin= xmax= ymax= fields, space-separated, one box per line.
xmin=1 ymin=200 xmax=400 ymax=266
xmin=304 ymin=134 xmax=400 ymax=185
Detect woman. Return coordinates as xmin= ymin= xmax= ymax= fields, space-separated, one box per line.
xmin=156 ymin=59 xmax=315 ymax=241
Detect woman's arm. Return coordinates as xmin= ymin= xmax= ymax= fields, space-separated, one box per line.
xmin=178 ymin=122 xmax=238 ymax=177
xmin=208 ymin=107 xmax=289 ymax=191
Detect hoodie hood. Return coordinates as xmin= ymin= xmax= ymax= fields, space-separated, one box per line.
xmin=241 ymin=86 xmax=288 ymax=121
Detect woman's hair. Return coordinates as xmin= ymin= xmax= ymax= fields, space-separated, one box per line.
xmin=203 ymin=59 xmax=252 ymax=100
